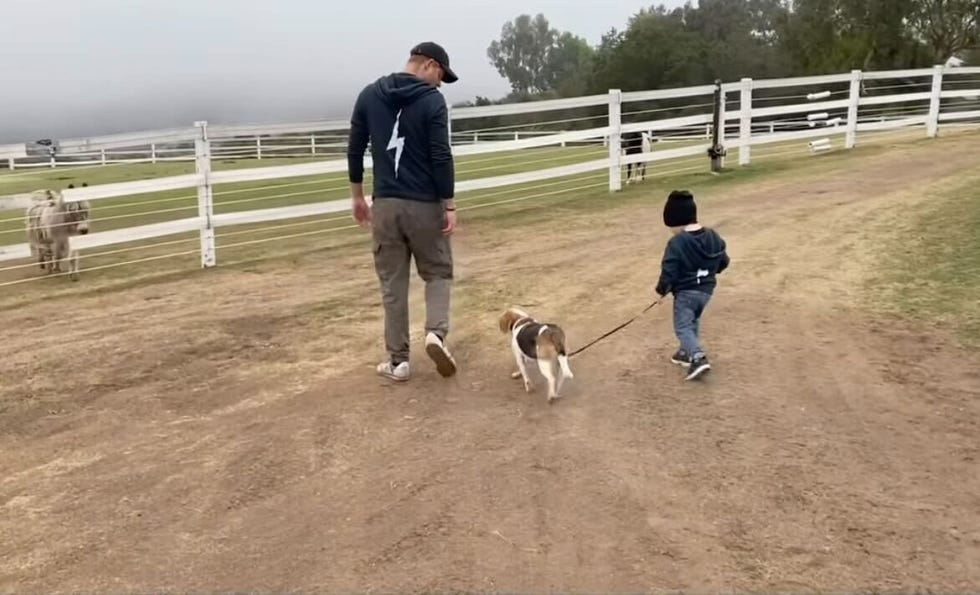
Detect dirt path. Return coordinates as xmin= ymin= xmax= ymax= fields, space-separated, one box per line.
xmin=2 ymin=132 xmax=980 ymax=592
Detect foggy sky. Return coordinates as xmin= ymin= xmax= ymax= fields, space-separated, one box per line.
xmin=0 ymin=0 xmax=686 ymax=143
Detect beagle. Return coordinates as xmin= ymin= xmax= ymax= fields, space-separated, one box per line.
xmin=498 ymin=307 xmax=574 ymax=402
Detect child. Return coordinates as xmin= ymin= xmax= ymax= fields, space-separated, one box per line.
xmin=654 ymin=190 xmax=730 ymax=381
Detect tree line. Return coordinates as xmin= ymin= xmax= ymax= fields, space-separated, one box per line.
xmin=468 ymin=0 xmax=978 ymax=108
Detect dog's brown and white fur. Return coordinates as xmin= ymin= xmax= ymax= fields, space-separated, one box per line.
xmin=498 ymin=307 xmax=574 ymax=402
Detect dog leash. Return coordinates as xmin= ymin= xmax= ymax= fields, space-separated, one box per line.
xmin=567 ymin=297 xmax=666 ymax=358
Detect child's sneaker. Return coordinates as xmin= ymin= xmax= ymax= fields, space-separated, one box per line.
xmin=670 ymin=350 xmax=691 ymax=367
xmin=425 ymin=332 xmax=458 ymax=378
xmin=377 ymin=360 xmax=410 ymax=382
xmin=685 ymin=355 xmax=711 ymax=380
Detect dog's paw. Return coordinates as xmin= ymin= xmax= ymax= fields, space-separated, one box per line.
xmin=523 ymin=379 xmax=535 ymax=393
xmin=548 ymin=393 xmax=562 ymax=404
xmin=511 ymin=370 xmax=522 ymax=379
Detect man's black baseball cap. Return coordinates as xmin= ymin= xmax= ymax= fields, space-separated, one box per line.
xmin=410 ymin=41 xmax=459 ymax=84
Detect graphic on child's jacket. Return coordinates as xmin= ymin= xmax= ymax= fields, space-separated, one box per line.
xmin=655 ymin=227 xmax=730 ymax=296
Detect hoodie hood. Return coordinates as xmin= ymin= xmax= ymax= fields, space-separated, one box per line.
xmin=372 ymin=72 xmax=438 ymax=109
xmin=677 ymin=228 xmax=727 ymax=260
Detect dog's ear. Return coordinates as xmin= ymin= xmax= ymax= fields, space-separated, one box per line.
xmin=498 ymin=310 xmax=512 ymax=334
xmin=500 ymin=308 xmax=524 ymax=333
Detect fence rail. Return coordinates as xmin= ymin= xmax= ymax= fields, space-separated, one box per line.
xmin=2 ymin=65 xmax=980 ymax=277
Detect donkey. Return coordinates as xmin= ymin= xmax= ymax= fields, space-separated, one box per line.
xmin=26 ymin=185 xmax=91 ymax=280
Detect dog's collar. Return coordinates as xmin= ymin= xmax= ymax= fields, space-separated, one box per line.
xmin=513 ymin=316 xmax=534 ymax=331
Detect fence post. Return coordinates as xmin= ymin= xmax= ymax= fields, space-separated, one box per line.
xmin=150 ymin=143 xmax=157 ymax=164
xmin=927 ymin=64 xmax=944 ymax=138
xmin=256 ymin=136 xmax=262 ymax=160
xmin=608 ymin=89 xmax=623 ymax=192
xmin=310 ymin=134 xmax=316 ymax=155
xmin=709 ymin=80 xmax=727 ymax=172
xmin=845 ymin=69 xmax=862 ymax=149
xmin=739 ymin=78 xmax=753 ymax=166
xmin=100 ymin=149 xmax=107 ymax=166
xmin=194 ymin=121 xmax=216 ymax=268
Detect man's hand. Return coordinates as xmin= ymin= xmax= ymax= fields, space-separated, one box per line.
xmin=351 ymin=184 xmax=371 ymax=228
xmin=442 ymin=201 xmax=457 ymax=236
xmin=352 ymin=196 xmax=371 ymax=227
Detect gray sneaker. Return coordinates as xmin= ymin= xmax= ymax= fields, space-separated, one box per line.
xmin=377 ymin=360 xmax=410 ymax=382
xmin=425 ymin=332 xmax=457 ymax=378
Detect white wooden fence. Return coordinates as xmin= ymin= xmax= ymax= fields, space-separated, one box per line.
xmin=1 ymin=65 xmax=979 ymax=274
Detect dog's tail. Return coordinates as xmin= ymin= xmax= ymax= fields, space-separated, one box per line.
xmin=540 ymin=327 xmax=574 ymax=379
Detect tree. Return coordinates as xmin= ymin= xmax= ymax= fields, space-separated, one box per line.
xmin=685 ymin=0 xmax=793 ymax=80
xmin=909 ymin=0 xmax=980 ymax=62
xmin=487 ymin=14 xmax=558 ymax=94
xmin=587 ymin=6 xmax=706 ymax=92
xmin=487 ymin=14 xmax=595 ymax=96
xmin=545 ymin=32 xmax=595 ymax=96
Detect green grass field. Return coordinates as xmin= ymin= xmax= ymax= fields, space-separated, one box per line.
xmin=867 ymin=169 xmax=980 ymax=346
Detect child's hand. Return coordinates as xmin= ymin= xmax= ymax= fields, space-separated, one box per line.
xmin=655 ymin=282 xmax=669 ymax=297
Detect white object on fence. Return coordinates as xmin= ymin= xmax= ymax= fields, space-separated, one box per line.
xmin=808 ymin=112 xmax=830 ymax=121
xmin=825 ymin=117 xmax=843 ymax=127
xmin=195 ymin=121 xmax=216 ymax=268
xmin=807 ymin=90 xmax=832 ymax=101
xmin=608 ymin=89 xmax=622 ymax=192
xmin=739 ymin=78 xmax=753 ymax=166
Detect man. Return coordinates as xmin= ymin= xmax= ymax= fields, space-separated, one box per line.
xmin=347 ymin=42 xmax=460 ymax=382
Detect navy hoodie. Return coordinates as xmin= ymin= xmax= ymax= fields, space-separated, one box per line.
xmin=655 ymin=227 xmax=730 ymax=296
xmin=347 ymin=72 xmax=454 ymax=202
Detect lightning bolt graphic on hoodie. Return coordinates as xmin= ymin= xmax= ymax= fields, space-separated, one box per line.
xmin=386 ymin=110 xmax=405 ymax=178
xmin=346 ymin=72 xmax=455 ymax=202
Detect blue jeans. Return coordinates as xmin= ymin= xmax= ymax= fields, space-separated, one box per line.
xmin=673 ymin=290 xmax=712 ymax=358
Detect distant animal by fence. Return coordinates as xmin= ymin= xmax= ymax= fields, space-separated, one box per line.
xmin=26 ymin=185 xmax=91 ymax=280
xmin=623 ymin=131 xmax=655 ymax=184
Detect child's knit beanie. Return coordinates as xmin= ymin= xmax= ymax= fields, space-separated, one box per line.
xmin=663 ymin=190 xmax=698 ymax=227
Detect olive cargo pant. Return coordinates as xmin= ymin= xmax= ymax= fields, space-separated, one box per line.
xmin=371 ymin=197 xmax=453 ymax=364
